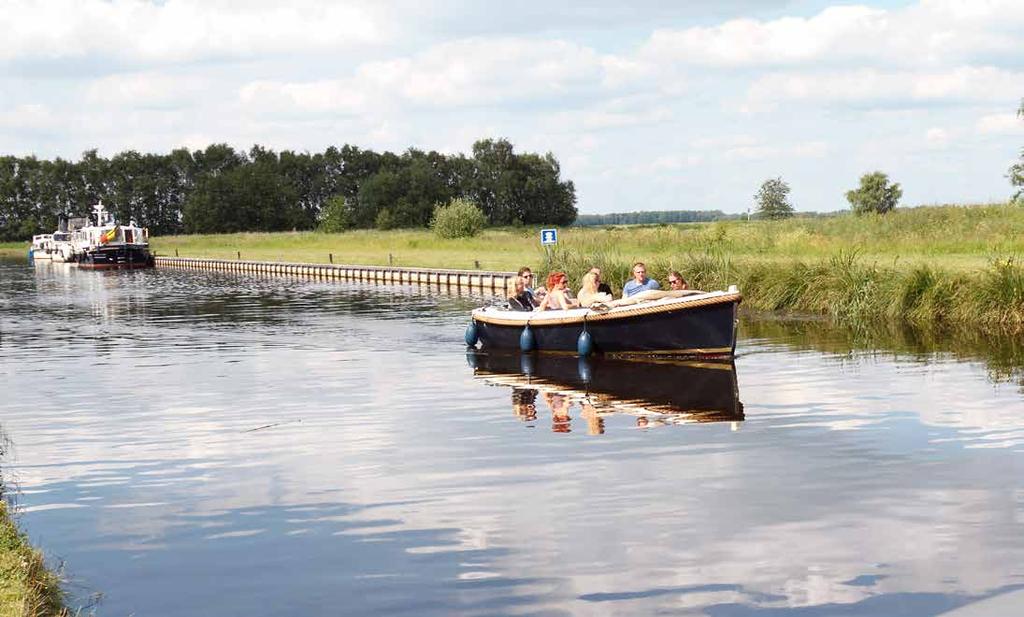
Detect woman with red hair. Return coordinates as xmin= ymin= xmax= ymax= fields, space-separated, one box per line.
xmin=538 ymin=271 xmax=579 ymax=311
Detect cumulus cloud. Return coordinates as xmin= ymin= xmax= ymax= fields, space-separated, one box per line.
xmin=747 ymin=67 xmax=1023 ymax=105
xmin=0 ymin=0 xmax=386 ymax=66
xmin=976 ymin=113 xmax=1024 ymax=135
xmin=641 ymin=1 xmax=1024 ymax=69
xmin=239 ymin=79 xmax=368 ymax=115
xmin=85 ymin=72 xmax=211 ymax=108
xmin=357 ymin=38 xmax=608 ymax=107
xmin=240 ymin=37 xmax=626 ymax=114
xmin=643 ymin=6 xmax=891 ymax=67
xmin=0 ymin=103 xmax=60 ymax=131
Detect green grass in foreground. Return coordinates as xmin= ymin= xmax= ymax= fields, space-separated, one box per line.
xmin=0 ymin=501 xmax=66 ymax=617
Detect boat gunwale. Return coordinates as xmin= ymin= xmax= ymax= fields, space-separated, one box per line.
xmin=472 ymin=291 xmax=742 ymax=327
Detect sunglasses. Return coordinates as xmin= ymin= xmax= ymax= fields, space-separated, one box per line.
xmin=669 ymin=279 xmax=681 ymax=284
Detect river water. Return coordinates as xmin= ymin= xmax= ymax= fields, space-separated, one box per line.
xmin=2 ymin=260 xmax=1023 ymax=616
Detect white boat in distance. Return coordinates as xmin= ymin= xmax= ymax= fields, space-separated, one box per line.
xmin=29 ymin=234 xmax=56 ymax=261
xmin=29 ymin=229 xmax=74 ymax=262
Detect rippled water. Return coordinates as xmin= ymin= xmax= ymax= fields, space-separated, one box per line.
xmin=2 ymin=260 xmax=1024 ymax=616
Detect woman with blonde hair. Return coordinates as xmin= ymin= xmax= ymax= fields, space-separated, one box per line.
xmin=506 ymin=275 xmax=534 ymax=311
xmin=577 ymin=271 xmax=613 ymax=307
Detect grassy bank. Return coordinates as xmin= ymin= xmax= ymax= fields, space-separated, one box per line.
xmin=142 ymin=201 xmax=1022 ymax=271
xmin=6 ymin=202 xmax=1024 ymax=332
xmin=3 ymin=202 xmax=1022 ymax=270
xmin=0 ymin=501 xmax=66 ymax=616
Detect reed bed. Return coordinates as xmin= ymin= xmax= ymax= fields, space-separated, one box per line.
xmin=545 ymin=247 xmax=1024 ymax=333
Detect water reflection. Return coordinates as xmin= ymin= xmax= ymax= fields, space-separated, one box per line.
xmin=470 ymin=352 xmax=743 ymax=433
xmin=743 ymin=314 xmax=1024 ymax=388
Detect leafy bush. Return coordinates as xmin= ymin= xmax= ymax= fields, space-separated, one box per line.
xmin=430 ymin=198 xmax=487 ymax=239
xmin=375 ymin=208 xmax=397 ymax=230
xmin=317 ymin=195 xmax=351 ymax=232
xmin=754 ymin=177 xmax=794 ymax=219
xmin=846 ymin=171 xmax=902 ymax=215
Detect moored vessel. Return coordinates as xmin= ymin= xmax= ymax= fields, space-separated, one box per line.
xmin=29 ymin=234 xmax=55 ymax=261
xmin=69 ymin=202 xmax=154 ymax=270
xmin=29 ymin=223 xmax=75 ymax=263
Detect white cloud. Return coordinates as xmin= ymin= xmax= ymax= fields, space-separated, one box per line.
xmin=641 ymin=1 xmax=1024 ymax=69
xmin=239 ymin=80 xmax=368 ymax=115
xmin=542 ymin=96 xmax=674 ymax=133
xmin=925 ymin=127 xmax=949 ymax=148
xmin=85 ymin=72 xmax=210 ymax=108
xmin=643 ymin=6 xmax=890 ymax=67
xmin=239 ymin=37 xmax=623 ymax=115
xmin=0 ymin=103 xmax=59 ymax=131
xmin=357 ymin=38 xmax=607 ymax=107
xmin=747 ymin=67 xmax=1023 ymax=105
xmin=723 ymin=140 xmax=829 ymax=161
xmin=0 ymin=0 xmax=386 ymax=66
xmin=976 ymin=112 xmax=1024 ymax=135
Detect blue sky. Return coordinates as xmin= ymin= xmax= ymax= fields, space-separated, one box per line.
xmin=1 ymin=0 xmax=1021 ymax=214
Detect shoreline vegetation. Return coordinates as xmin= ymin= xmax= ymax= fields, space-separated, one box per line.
xmin=0 ymin=502 xmax=66 ymax=616
xmin=1 ymin=427 xmax=66 ymax=617
xmin=6 ymin=202 xmax=1024 ymax=332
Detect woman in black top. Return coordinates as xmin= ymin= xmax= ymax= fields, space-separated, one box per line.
xmin=507 ymin=275 xmax=534 ymax=311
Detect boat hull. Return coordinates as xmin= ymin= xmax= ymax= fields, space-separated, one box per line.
xmin=474 ymin=293 xmax=740 ymax=357
xmin=75 ymin=245 xmax=155 ymax=270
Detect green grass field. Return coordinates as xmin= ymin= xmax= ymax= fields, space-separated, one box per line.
xmin=4 ymin=202 xmax=1022 ymax=270
xmin=6 ymin=202 xmax=1024 ymax=332
xmin=148 ymin=202 xmax=1024 ymax=272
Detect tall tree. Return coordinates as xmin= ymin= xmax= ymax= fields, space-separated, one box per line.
xmin=846 ymin=172 xmax=902 ymax=215
xmin=1012 ymin=99 xmax=1024 ymax=203
xmin=754 ymin=177 xmax=794 ymax=219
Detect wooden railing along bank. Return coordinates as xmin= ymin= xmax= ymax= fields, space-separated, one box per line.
xmin=154 ymin=256 xmax=515 ymax=293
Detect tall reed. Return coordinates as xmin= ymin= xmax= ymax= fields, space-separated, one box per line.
xmin=543 ymin=246 xmax=1024 ymax=335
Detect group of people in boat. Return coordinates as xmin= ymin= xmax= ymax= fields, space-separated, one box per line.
xmin=506 ymin=262 xmax=691 ymax=312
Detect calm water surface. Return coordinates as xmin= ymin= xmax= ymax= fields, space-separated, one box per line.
xmin=2 ymin=261 xmax=1023 ymax=616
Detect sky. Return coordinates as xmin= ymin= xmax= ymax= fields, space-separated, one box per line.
xmin=1 ymin=0 xmax=1022 ymax=215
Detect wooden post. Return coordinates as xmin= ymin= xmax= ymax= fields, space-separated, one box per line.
xmin=237 ymin=251 xmax=241 ymax=260
xmin=474 ymin=260 xmax=480 ymax=269
xmin=329 ymin=253 xmax=333 ymax=264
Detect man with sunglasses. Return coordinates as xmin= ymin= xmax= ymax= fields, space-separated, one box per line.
xmin=517 ymin=266 xmax=541 ymax=306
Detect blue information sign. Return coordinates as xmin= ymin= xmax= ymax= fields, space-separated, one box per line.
xmin=540 ymin=228 xmax=558 ymax=245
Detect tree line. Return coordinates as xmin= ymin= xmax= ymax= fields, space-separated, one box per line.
xmin=574 ymin=210 xmax=729 ymax=226
xmin=0 ymin=138 xmax=577 ymax=241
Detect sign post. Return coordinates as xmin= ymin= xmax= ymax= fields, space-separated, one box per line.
xmin=540 ymin=228 xmax=558 ymax=270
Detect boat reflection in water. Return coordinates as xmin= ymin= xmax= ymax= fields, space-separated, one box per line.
xmin=468 ymin=351 xmax=743 ymax=434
